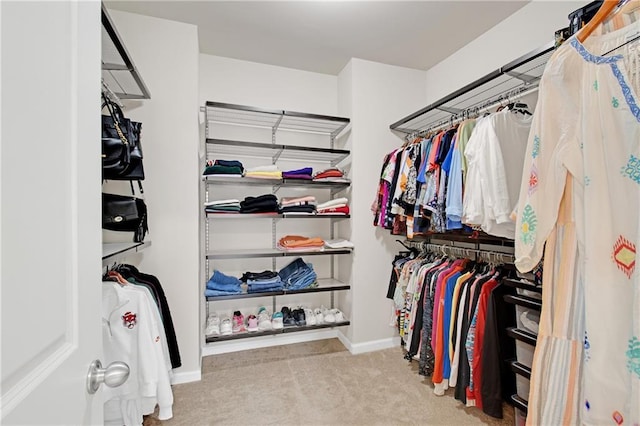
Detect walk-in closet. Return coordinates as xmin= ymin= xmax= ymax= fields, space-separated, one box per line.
xmin=2 ymin=1 xmax=639 ymax=425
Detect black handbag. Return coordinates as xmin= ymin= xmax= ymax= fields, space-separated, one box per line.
xmin=102 ymin=93 xmax=145 ymax=181
xmin=102 ymin=187 xmax=148 ymax=242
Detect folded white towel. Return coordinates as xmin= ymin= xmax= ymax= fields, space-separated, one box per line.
xmin=204 ymin=199 xmax=240 ymax=206
xmin=317 ymin=198 xmax=349 ymax=210
xmin=324 ymin=239 xmax=354 ymax=249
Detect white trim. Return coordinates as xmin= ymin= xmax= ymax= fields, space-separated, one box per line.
xmin=171 ymin=370 xmax=201 ymax=385
xmin=340 ymin=335 xmax=401 ymax=355
xmin=202 ymin=329 xmax=338 ymax=356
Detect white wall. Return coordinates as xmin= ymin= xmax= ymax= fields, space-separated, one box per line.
xmin=339 ymin=59 xmax=427 ymax=349
xmin=107 ymin=10 xmax=201 ymax=382
xmin=425 ymin=0 xmax=582 ymax=103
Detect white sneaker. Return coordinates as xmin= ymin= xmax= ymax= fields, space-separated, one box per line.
xmin=220 ymin=316 xmax=232 ymax=335
xmin=205 ymin=313 xmax=220 ymax=335
xmin=314 ymin=308 xmax=324 ymax=324
xmin=323 ymin=307 xmax=335 ymax=323
xmin=258 ymin=308 xmax=273 ymax=330
xmin=304 ymin=308 xmax=316 ymax=326
xmin=272 ymin=312 xmax=284 ymax=329
xmin=331 ymin=309 xmax=345 ymax=322
xmin=520 ymin=310 xmax=539 ymax=334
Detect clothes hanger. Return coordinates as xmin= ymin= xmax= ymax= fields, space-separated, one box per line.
xmin=578 ymin=0 xmax=623 ymax=42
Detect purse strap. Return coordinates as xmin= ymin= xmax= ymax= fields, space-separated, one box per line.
xmin=102 ymin=92 xmax=129 ymax=146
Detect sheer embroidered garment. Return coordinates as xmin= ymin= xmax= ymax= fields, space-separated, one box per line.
xmin=515 ymin=22 xmax=640 ymax=426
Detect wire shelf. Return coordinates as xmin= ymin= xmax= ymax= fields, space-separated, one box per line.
xmin=205 ymin=102 xmax=350 ymax=137
xmin=390 ymin=41 xmax=555 ymax=134
xmin=206 ymin=138 xmax=350 ymax=164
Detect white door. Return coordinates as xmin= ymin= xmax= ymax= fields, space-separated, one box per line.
xmin=1 ymin=1 xmax=104 ymax=424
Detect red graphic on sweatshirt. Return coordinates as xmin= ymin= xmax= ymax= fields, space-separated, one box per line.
xmin=122 ymin=311 xmax=137 ymax=329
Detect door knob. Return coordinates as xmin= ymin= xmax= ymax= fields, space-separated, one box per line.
xmin=86 ymin=359 xmax=130 ymax=394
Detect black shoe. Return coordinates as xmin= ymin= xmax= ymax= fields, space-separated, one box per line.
xmin=282 ymin=306 xmax=296 ymax=327
xmin=293 ymin=308 xmax=306 ymax=326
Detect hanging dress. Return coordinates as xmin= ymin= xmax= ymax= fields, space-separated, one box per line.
xmin=515 ymin=21 xmax=640 ymax=426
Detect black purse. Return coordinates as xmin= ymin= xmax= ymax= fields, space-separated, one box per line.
xmin=102 ymin=93 xmax=145 ymax=181
xmin=102 ymin=183 xmax=148 ymax=242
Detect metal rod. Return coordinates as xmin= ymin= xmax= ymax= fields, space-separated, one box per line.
xmin=425 ymin=86 xmax=539 ymax=135
xmin=101 ymin=79 xmax=123 ymax=108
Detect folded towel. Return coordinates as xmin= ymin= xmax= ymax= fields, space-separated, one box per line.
xmin=246 ymin=165 xmax=280 ymax=173
xmin=324 ymin=239 xmax=354 ymax=249
xmin=204 ymin=199 xmax=240 ymax=206
xmin=317 ymin=198 xmax=349 ymax=210
xmin=203 ymin=165 xmax=244 ymax=176
xmin=278 ymin=235 xmax=324 ymax=249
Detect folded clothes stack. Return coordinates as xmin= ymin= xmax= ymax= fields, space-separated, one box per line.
xmin=313 ymin=167 xmax=347 ymax=182
xmin=204 ymin=198 xmax=241 ymax=213
xmin=316 ymin=197 xmax=350 ymax=215
xmin=279 ymin=195 xmax=317 ymax=214
xmin=203 ymin=159 xmax=244 ymax=176
xmin=324 ymin=238 xmax=354 ymax=249
xmin=278 ymin=257 xmax=318 ymax=290
xmin=282 ymin=167 xmax=313 ymax=180
xmin=240 ymin=270 xmax=284 ymax=293
xmin=277 ymin=234 xmax=324 ymax=252
xmin=240 ymin=194 xmax=279 ymax=214
xmin=205 ymin=270 xmax=242 ymax=297
xmin=244 ymin=165 xmax=282 ymax=180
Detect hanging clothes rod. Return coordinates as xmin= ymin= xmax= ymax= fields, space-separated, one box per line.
xmin=414 ymin=85 xmax=539 ymax=137
xmin=421 ymin=242 xmax=515 ymax=264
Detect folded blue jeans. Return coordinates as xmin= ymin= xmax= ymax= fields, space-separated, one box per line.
xmin=205 ymin=288 xmax=242 ymax=297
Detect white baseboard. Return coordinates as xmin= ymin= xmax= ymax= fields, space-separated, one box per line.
xmin=339 ymin=335 xmax=400 ymax=355
xmin=201 ymin=329 xmax=339 ymax=356
xmin=170 ymin=369 xmax=201 ymax=385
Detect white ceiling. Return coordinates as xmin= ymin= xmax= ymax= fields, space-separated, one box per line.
xmin=107 ymin=1 xmax=530 ymax=75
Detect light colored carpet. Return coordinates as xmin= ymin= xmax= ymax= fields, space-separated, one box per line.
xmin=146 ymin=339 xmax=515 ymax=425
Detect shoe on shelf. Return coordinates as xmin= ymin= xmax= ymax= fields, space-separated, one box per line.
xmin=323 ymin=306 xmax=335 ymax=323
xmin=292 ymin=308 xmax=306 ymax=326
xmin=314 ymin=308 xmax=324 ymax=325
xmin=272 ymin=311 xmax=284 ymax=329
xmin=247 ymin=314 xmax=259 ymax=332
xmin=304 ymin=308 xmax=316 ymax=326
xmin=220 ymin=316 xmax=232 ymax=335
xmin=232 ymin=310 xmax=246 ymax=333
xmin=258 ymin=308 xmax=272 ymax=330
xmin=330 ymin=309 xmax=345 ymax=322
xmin=281 ymin=306 xmax=297 ymax=327
xmin=205 ymin=313 xmax=220 ymax=335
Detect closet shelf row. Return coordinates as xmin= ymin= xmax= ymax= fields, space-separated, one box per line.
xmin=389 ymin=41 xmax=555 ymax=134
xmin=206 ymin=139 xmax=350 ymax=165
xmin=205 ymin=101 xmax=350 ymax=137
xmin=502 ymin=277 xmax=542 ymax=294
xmin=510 ymin=360 xmax=532 ymax=380
xmin=102 ymin=241 xmax=152 ymax=262
xmin=205 ymin=278 xmax=350 ymax=301
xmin=511 ymin=394 xmax=529 ymax=414
xmin=504 ymin=294 xmax=542 ymax=311
xmin=205 ymin=320 xmax=351 ymax=343
xmin=206 ymin=212 xmax=350 ymax=220
xmin=410 ymin=232 xmax=515 ymax=247
xmin=202 ymin=175 xmax=350 ymax=190
xmin=206 ymin=247 xmax=353 ymax=260
xmin=506 ymin=327 xmax=537 ymax=346
xmin=101 ymin=5 xmax=150 ymax=100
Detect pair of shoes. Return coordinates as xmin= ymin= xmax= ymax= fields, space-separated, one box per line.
xmin=257 ymin=307 xmax=272 ymax=331
xmin=220 ymin=316 xmax=232 ymax=335
xmin=272 ymin=311 xmax=284 ymax=329
xmin=320 ymin=307 xmax=345 ymax=323
xmin=233 ymin=310 xmax=246 ymax=333
xmin=304 ymin=308 xmax=316 ymax=326
xmin=281 ymin=307 xmax=297 ymax=327
xmin=292 ymin=307 xmax=306 ymax=326
xmin=205 ymin=313 xmax=220 ymax=335
xmin=246 ymin=314 xmax=259 ymax=332
xmin=314 ymin=308 xmax=324 ymax=324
